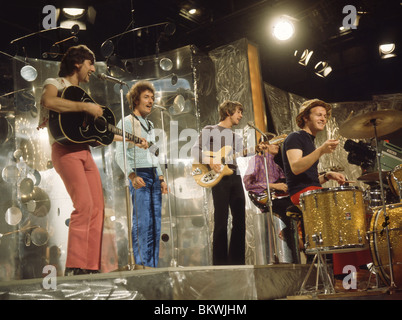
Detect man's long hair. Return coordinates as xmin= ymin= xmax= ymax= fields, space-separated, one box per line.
xmin=58 ymin=45 xmax=95 ymax=77
xmin=218 ymin=100 xmax=243 ymax=121
xmin=126 ymin=80 xmax=155 ymax=110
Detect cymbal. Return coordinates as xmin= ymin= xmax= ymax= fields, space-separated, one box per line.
xmin=357 ymin=171 xmax=389 ymax=182
xmin=339 ymin=109 xmax=402 ymax=139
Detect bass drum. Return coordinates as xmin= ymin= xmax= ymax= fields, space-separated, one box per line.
xmin=368 ymin=203 xmax=402 ymax=287
xmin=388 ymin=164 xmax=402 ymax=199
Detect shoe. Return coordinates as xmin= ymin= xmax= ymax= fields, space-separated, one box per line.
xmin=64 ymin=267 xmax=83 ymax=276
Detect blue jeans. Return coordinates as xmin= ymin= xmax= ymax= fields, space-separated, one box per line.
xmin=129 ymin=168 xmax=162 ymax=268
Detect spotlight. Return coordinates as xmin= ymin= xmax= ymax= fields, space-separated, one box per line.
xmin=379 ymin=43 xmax=396 ymax=59
xmin=62 ymin=8 xmax=85 ymax=19
xmin=272 ymin=16 xmax=295 ymax=41
xmin=314 ymin=61 xmax=332 ymax=78
xmin=188 ymin=8 xmax=197 ymax=14
xmin=294 ymin=49 xmax=314 ymax=66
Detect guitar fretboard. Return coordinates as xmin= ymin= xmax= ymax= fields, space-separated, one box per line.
xmin=107 ymin=123 xmax=142 ymax=144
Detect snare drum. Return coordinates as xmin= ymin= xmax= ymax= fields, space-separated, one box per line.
xmin=368 ymin=203 xmax=402 ymax=287
xmin=388 ymin=164 xmax=402 ymax=199
xmin=300 ymin=186 xmax=368 ymax=254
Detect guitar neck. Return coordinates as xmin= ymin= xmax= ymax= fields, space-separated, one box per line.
xmin=225 ymin=145 xmax=258 ymax=163
xmin=225 ymin=134 xmax=287 ymax=163
xmin=107 ymin=123 xmax=142 ymax=144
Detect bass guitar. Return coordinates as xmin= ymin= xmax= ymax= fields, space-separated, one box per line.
xmin=192 ymin=134 xmax=287 ymax=188
xmin=49 ymin=86 xmax=159 ymax=156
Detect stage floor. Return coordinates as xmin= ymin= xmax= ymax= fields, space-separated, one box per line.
xmin=0 ymin=263 xmax=400 ymax=300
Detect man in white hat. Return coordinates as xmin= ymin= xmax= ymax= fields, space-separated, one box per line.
xmin=282 ymin=98 xmax=345 ymax=205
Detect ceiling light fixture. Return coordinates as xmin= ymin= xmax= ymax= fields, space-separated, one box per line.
xmin=294 ymin=49 xmax=314 ymax=66
xmin=379 ymin=43 xmax=396 ymax=59
xmin=314 ymin=61 xmax=332 ymax=78
xmin=272 ymin=16 xmax=295 ymax=41
xmin=62 ymin=8 xmax=86 ymax=19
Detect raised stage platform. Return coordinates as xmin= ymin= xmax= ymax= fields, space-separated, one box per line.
xmin=0 ymin=264 xmax=400 ymax=301
xmin=0 ymin=264 xmax=314 ymax=300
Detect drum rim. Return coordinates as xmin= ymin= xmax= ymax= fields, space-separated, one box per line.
xmin=391 ymin=164 xmax=402 ymax=175
xmin=305 ymin=243 xmax=368 ymax=254
xmin=300 ymin=185 xmax=363 ymax=199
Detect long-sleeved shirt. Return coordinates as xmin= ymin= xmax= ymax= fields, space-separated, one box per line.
xmin=243 ymin=152 xmax=285 ymax=194
xmin=115 ymin=114 xmax=162 ymax=177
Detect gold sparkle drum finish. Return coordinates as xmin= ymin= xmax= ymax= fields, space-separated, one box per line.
xmin=368 ymin=203 xmax=402 ymax=287
xmin=388 ymin=164 xmax=402 ymax=199
xmin=300 ymin=186 xmax=368 ymax=254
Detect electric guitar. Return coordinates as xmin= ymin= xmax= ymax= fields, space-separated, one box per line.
xmin=48 ymin=86 xmax=159 ymax=156
xmin=192 ymin=134 xmax=287 ymax=188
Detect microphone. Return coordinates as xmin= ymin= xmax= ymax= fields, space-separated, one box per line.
xmin=247 ymin=121 xmax=269 ymax=141
xmin=153 ymin=104 xmax=166 ymax=111
xmin=97 ymin=73 xmax=126 ymax=86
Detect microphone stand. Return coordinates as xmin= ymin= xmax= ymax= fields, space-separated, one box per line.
xmin=261 ymin=140 xmax=279 ymax=264
xmin=118 ymin=83 xmax=136 ymax=270
xmin=248 ymin=123 xmax=279 ymax=263
xmin=155 ymin=105 xmax=177 ymax=267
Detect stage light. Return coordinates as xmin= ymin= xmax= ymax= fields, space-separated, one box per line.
xmin=294 ymin=49 xmax=314 ymax=66
xmin=62 ymin=8 xmax=85 ymax=19
xmin=272 ymin=17 xmax=295 ymax=41
xmin=379 ymin=43 xmax=396 ymax=59
xmin=314 ymin=61 xmax=332 ymax=78
xmin=188 ymin=8 xmax=197 ymax=14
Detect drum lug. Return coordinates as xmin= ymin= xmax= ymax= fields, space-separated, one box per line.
xmin=357 ymin=229 xmax=363 ymax=243
xmin=333 ymin=192 xmax=338 ymax=206
xmin=312 ymin=232 xmax=323 ymax=245
xmin=339 ymin=231 xmax=343 ymax=244
xmin=305 ymin=235 xmax=310 ymax=249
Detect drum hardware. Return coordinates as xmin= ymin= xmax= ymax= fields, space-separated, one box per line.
xmin=340 ymin=109 xmax=402 ymax=289
xmin=367 ymin=204 xmax=402 ymax=288
xmin=299 ymin=249 xmax=335 ymax=295
xmin=388 ymin=164 xmax=402 ymax=201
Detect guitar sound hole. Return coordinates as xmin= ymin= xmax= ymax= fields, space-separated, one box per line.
xmin=94 ymin=117 xmax=107 ymax=133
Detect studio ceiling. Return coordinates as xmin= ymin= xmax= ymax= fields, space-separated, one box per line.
xmin=0 ymin=0 xmax=401 ymax=103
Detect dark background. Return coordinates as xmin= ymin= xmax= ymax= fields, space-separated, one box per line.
xmin=0 ymin=0 xmax=401 ymax=103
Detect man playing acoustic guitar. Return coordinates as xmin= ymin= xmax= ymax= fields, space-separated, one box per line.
xmin=40 ymin=45 xmax=146 ymax=275
xmin=40 ymin=45 xmax=105 ymax=276
xmin=191 ymin=100 xmax=267 ymax=265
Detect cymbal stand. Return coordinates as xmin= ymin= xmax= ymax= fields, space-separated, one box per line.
xmin=119 ymin=84 xmax=136 ymax=270
xmin=371 ymin=119 xmax=396 ymax=289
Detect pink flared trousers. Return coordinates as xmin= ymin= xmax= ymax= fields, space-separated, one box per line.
xmin=52 ymin=143 xmax=104 ymax=270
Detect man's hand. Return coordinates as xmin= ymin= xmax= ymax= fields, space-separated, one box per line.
xmin=129 ymin=173 xmax=146 ymax=189
xmin=85 ymin=102 xmax=103 ymax=118
xmin=135 ymin=137 xmax=149 ymax=149
xmin=325 ymin=171 xmax=346 ymax=184
xmin=319 ymin=139 xmax=339 ymax=155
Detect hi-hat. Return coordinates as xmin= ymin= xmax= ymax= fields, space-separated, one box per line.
xmin=339 ymin=109 xmax=402 ymax=139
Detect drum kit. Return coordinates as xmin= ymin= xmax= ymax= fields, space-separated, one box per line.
xmin=299 ymin=109 xmax=402 ymax=294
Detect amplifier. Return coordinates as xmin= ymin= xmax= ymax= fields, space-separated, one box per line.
xmin=378 ymin=141 xmax=402 ymax=171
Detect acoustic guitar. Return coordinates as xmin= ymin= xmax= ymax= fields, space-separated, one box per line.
xmin=192 ymin=134 xmax=287 ymax=188
xmin=48 ymin=86 xmax=159 ymax=156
